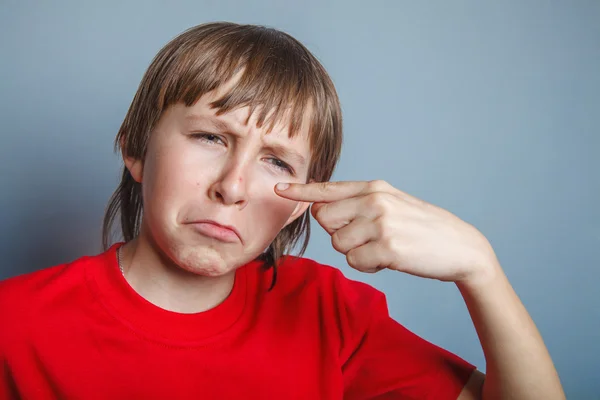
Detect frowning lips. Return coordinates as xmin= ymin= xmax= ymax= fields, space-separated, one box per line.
xmin=186 ymin=220 xmax=243 ymax=244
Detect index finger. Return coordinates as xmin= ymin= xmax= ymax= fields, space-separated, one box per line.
xmin=275 ymin=181 xmax=369 ymax=203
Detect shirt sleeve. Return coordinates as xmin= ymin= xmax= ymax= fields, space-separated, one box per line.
xmin=340 ymin=282 xmax=476 ymax=400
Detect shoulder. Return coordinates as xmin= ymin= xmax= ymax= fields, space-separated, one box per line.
xmin=0 ymin=252 xmax=98 ymax=348
xmin=0 ymin=252 xmax=95 ymax=304
xmin=276 ymin=259 xmax=478 ymax=398
xmin=275 ymin=255 xmax=386 ymax=307
xmin=0 ymin=263 xmax=68 ymax=309
xmin=269 ymin=257 xmax=390 ymax=347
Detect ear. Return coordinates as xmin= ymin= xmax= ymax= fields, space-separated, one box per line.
xmin=283 ymin=200 xmax=311 ymax=228
xmin=282 ymin=178 xmax=314 ymax=228
xmin=121 ymin=139 xmax=143 ymax=183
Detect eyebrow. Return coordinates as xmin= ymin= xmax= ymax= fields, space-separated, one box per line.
xmin=184 ymin=114 xmax=307 ymax=167
xmin=264 ymin=143 xmax=307 ymax=168
xmin=185 ymin=113 xmax=233 ymax=132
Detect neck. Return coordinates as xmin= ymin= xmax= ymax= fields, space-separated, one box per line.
xmin=119 ymin=237 xmax=236 ymax=314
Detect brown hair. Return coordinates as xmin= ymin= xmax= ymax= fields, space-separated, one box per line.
xmin=102 ymin=22 xmax=343 ymax=285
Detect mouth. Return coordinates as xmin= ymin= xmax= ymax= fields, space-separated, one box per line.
xmin=187 ymin=220 xmax=242 ymax=244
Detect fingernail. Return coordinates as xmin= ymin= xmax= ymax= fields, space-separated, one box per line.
xmin=276 ymin=183 xmax=290 ymax=191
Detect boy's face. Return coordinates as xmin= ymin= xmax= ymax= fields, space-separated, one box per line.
xmin=125 ymin=86 xmax=312 ymax=277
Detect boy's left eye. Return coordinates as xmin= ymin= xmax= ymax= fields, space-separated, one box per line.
xmin=267 ymin=158 xmax=293 ymax=174
xmin=193 ymin=133 xmax=225 ymax=145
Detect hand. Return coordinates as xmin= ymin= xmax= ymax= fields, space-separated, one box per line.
xmin=275 ymin=180 xmax=499 ymax=284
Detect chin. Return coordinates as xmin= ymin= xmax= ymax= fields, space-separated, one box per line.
xmin=174 ymin=244 xmax=237 ymax=277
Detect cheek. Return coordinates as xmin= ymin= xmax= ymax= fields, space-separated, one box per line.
xmin=249 ymin=186 xmax=302 ymax=230
xmin=244 ymin=169 xmax=308 ymax=233
xmin=145 ymin=147 xmax=205 ymax=201
xmin=140 ymin=156 xmax=192 ymax=231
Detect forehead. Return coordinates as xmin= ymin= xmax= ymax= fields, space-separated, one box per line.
xmin=183 ymin=82 xmax=314 ymax=148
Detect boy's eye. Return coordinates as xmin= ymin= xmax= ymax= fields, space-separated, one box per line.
xmin=193 ymin=133 xmax=225 ymax=145
xmin=191 ymin=133 xmax=294 ymax=175
xmin=267 ymin=158 xmax=294 ymax=175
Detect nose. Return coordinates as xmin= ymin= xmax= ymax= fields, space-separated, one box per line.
xmin=208 ymin=160 xmax=249 ymax=210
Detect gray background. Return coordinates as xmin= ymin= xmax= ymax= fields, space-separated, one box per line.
xmin=1 ymin=1 xmax=598 ymax=397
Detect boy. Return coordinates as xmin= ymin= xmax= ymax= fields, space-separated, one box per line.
xmin=0 ymin=22 xmax=564 ymax=399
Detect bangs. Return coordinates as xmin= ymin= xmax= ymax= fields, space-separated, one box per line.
xmin=118 ymin=21 xmax=341 ymax=181
xmin=155 ymin=23 xmax=325 ymax=138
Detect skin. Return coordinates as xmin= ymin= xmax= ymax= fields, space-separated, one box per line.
xmin=120 ymin=80 xmax=565 ymax=398
xmin=120 ymin=83 xmax=312 ymax=313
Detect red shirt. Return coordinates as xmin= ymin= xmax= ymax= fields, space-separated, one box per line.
xmin=0 ymin=243 xmax=475 ymax=399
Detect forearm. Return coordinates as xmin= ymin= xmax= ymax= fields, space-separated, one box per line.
xmin=457 ymin=264 xmax=565 ymax=400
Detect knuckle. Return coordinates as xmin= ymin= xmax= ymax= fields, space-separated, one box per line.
xmin=378 ymin=232 xmax=397 ymax=251
xmin=313 ymin=204 xmax=327 ymax=221
xmin=346 ymin=250 xmax=359 ymax=269
xmin=331 ymin=231 xmax=346 ymax=252
xmin=374 ymin=217 xmax=388 ymax=238
xmin=380 ymin=216 xmax=397 ymax=235
xmin=368 ymin=179 xmax=390 ymax=192
xmin=366 ymin=192 xmax=393 ymax=214
xmin=346 ymin=249 xmax=373 ymax=273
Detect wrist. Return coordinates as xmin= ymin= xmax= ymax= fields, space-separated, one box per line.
xmin=456 ymin=254 xmax=503 ymax=294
